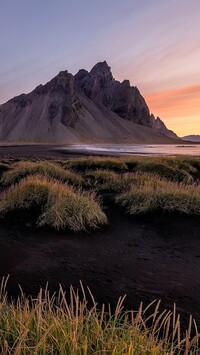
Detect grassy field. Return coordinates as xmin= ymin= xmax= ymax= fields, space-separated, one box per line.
xmin=0 ymin=277 xmax=199 ymax=354
xmin=1 ymin=156 xmax=200 ymax=229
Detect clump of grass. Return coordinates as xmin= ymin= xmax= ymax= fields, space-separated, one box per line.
xmin=181 ymin=158 xmax=200 ymax=171
xmin=116 ymin=178 xmax=200 ymax=215
xmin=84 ymin=170 xmax=156 ymax=192
xmin=85 ymin=169 xmax=120 ymax=190
xmin=64 ymin=157 xmax=128 ymax=172
xmin=114 ymin=172 xmax=163 ymax=192
xmin=88 ymin=172 xmax=164 ymax=193
xmin=1 ymin=161 xmax=82 ymax=186
xmin=0 ymin=277 xmax=199 ymax=354
xmin=0 ymin=176 xmax=107 ymax=231
xmin=136 ymin=162 xmax=193 ymax=183
xmin=171 ymin=160 xmax=198 ymax=174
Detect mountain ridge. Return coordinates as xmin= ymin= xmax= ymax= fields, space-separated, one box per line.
xmin=0 ymin=61 xmax=179 ymax=143
xmin=182 ymin=135 xmax=200 ymax=142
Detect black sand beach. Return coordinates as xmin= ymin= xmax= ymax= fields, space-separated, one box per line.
xmin=0 ymin=197 xmax=200 ymax=330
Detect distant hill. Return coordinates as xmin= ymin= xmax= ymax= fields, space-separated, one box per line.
xmin=182 ymin=135 xmax=200 ymax=142
xmin=0 ymin=61 xmax=178 ymax=143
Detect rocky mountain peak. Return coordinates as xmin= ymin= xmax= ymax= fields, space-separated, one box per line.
xmin=47 ymin=70 xmax=75 ymax=94
xmin=90 ymin=61 xmax=113 ymax=80
xmin=75 ymin=69 xmax=88 ymax=82
xmin=75 ymin=61 xmax=113 ymax=99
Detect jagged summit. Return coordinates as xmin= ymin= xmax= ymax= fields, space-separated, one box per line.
xmin=0 ymin=61 xmax=178 ymax=143
xmin=90 ymin=61 xmax=112 ymax=77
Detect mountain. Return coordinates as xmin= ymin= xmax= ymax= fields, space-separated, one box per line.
xmin=182 ymin=135 xmax=200 ymax=142
xmin=0 ymin=61 xmax=178 ymax=143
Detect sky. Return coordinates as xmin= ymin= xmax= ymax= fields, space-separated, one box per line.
xmin=0 ymin=0 xmax=200 ymax=136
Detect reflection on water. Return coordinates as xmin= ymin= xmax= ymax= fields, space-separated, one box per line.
xmin=60 ymin=144 xmax=200 ymax=156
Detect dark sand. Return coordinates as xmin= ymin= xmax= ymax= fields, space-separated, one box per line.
xmin=0 ymin=144 xmax=200 ymax=330
xmin=0 ymin=144 xmax=69 ymax=159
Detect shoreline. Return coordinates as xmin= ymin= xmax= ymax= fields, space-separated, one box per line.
xmin=0 ymin=143 xmax=200 ymax=159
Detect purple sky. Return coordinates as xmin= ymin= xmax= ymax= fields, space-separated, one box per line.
xmin=1 ymin=0 xmax=200 ymax=135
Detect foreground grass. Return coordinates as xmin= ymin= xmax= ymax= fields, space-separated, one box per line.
xmin=0 ymin=277 xmax=199 ymax=354
xmin=0 ymin=176 xmax=107 ymax=231
xmin=116 ymin=177 xmax=200 ymax=215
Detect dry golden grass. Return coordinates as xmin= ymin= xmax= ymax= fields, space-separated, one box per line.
xmin=85 ymin=169 xmax=120 ymax=190
xmin=1 ymin=161 xmax=82 ymax=186
xmin=116 ymin=177 xmax=200 ymax=215
xmin=0 ymin=176 xmax=107 ymax=231
xmin=0 ymin=157 xmax=200 ymax=223
xmin=62 ymin=155 xmax=200 ymax=184
xmin=0 ymin=277 xmax=199 ymax=354
xmin=136 ymin=162 xmax=193 ymax=183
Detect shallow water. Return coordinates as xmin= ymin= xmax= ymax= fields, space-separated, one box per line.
xmin=60 ymin=144 xmax=200 ymax=156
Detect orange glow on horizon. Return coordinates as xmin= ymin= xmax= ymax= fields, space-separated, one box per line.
xmin=145 ymin=85 xmax=200 ymax=137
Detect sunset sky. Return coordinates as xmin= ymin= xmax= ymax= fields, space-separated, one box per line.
xmin=0 ymin=0 xmax=199 ymax=136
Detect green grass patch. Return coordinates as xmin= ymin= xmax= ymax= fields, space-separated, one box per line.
xmin=1 ymin=161 xmax=83 ymax=186
xmin=0 ymin=176 xmax=107 ymax=231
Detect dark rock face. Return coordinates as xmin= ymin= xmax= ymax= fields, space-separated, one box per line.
xmin=9 ymin=70 xmax=81 ymax=129
xmin=0 ymin=61 xmax=178 ymax=142
xmin=152 ymin=116 xmax=178 ymax=139
xmin=75 ymin=62 xmax=147 ymax=121
xmin=75 ymin=61 xmax=177 ymax=138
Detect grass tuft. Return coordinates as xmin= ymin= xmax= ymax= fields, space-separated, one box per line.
xmin=136 ymin=162 xmax=193 ymax=183
xmin=1 ymin=161 xmax=82 ymax=186
xmin=85 ymin=169 xmax=120 ymax=190
xmin=0 ymin=176 xmax=107 ymax=231
xmin=116 ymin=178 xmax=200 ymax=215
